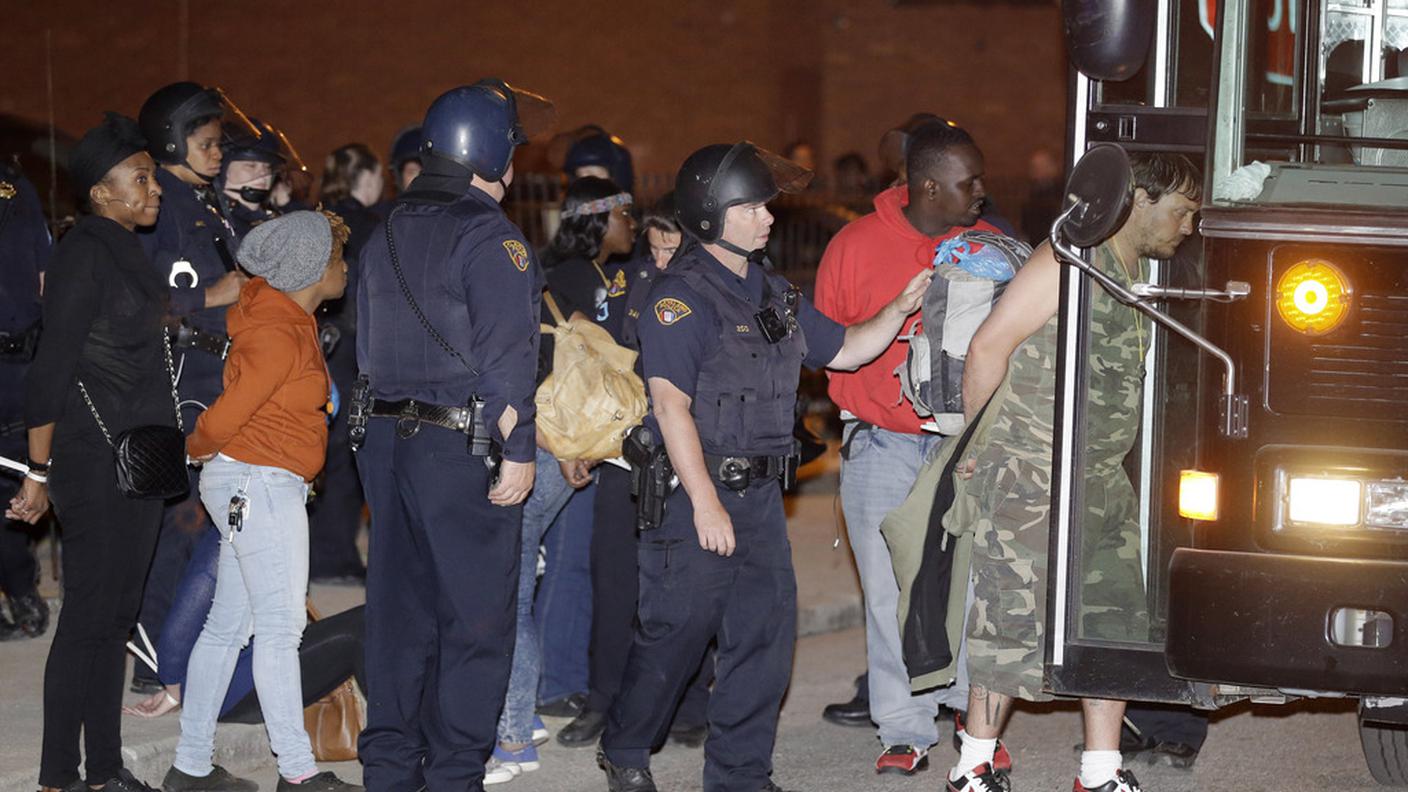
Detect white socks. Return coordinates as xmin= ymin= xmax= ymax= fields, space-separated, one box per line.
xmin=1079 ymin=749 xmax=1122 ymax=788
xmin=950 ymin=731 xmax=998 ymax=780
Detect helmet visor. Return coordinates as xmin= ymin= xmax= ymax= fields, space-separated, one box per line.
xmin=212 ymin=88 xmax=261 ymax=148
xmin=270 ymin=126 xmax=308 ymax=175
xmin=504 ymin=84 xmax=557 ymax=143
xmin=745 ymin=142 xmax=813 ymax=195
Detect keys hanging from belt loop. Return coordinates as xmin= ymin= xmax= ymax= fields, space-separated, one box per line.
xmin=227 ymin=493 xmax=249 ymax=541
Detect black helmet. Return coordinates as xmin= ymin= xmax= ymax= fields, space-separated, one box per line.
xmin=389 ymin=125 xmax=423 ymax=171
xmin=222 ymin=117 xmax=285 ymax=166
xmin=564 ymin=127 xmax=634 ymax=193
xmin=139 ymin=82 xmax=257 ymax=171
xmin=674 ymin=141 xmax=811 ymax=245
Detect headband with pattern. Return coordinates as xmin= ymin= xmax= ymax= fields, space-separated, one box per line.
xmin=561 ymin=191 xmax=633 ymax=218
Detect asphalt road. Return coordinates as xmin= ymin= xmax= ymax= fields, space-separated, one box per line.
xmin=274 ymin=625 xmax=1375 ymax=792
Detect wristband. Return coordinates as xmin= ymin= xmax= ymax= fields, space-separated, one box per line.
xmin=26 ymin=457 xmax=50 ymax=475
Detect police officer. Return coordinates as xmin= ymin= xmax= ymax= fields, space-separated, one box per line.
xmin=388 ymin=124 xmax=423 ymax=194
xmin=564 ymin=126 xmax=634 ymax=194
xmin=598 ymin=143 xmax=931 ymax=792
xmin=216 ymin=117 xmax=286 ymax=237
xmin=354 ymin=79 xmax=546 ymax=792
xmin=0 ymin=161 xmax=51 ymax=641
xmin=134 ymin=81 xmax=256 ymax=693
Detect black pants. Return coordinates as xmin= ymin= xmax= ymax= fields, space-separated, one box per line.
xmin=0 ymin=479 xmax=40 ymax=600
xmin=356 ymin=419 xmax=521 ymax=792
xmin=588 ymin=465 xmax=711 ymax=724
xmin=308 ymin=404 xmax=366 ymax=579
xmin=40 ymin=437 xmax=162 ymax=787
xmin=136 ymin=465 xmax=209 ymax=684
xmin=222 ymin=605 xmax=368 ymax=723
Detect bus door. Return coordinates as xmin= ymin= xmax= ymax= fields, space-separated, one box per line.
xmin=1044 ymin=0 xmax=1221 ymax=704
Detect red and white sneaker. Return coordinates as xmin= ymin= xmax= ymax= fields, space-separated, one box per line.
xmin=1074 ymin=769 xmax=1144 ymax=792
xmin=875 ymin=744 xmax=929 ymax=775
xmin=946 ymin=763 xmax=1012 ymax=792
xmin=953 ymin=713 xmax=1015 ymax=773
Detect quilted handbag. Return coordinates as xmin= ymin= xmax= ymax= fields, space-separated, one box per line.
xmin=77 ymin=334 xmax=190 ymax=500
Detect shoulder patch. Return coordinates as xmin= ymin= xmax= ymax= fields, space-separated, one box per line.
xmin=502 ymin=239 xmax=530 ymax=272
xmin=608 ymin=268 xmax=628 ymax=297
xmin=654 ymin=297 xmax=693 ymax=326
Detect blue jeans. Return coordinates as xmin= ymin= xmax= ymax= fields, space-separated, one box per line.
xmin=840 ymin=423 xmax=971 ymax=748
xmin=497 ymin=448 xmax=575 ymax=744
xmin=535 ymin=480 xmax=595 ymax=704
xmin=175 ymin=457 xmax=316 ymax=780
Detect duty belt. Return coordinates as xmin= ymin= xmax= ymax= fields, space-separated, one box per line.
xmin=0 ymin=323 xmax=40 ymax=362
xmin=172 ymin=323 xmax=231 ymax=360
xmin=704 ymin=452 xmax=798 ymax=490
xmin=370 ymin=398 xmax=473 ymax=438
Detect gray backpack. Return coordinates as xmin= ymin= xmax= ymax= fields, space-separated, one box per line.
xmin=897 ymin=229 xmax=1033 ymax=434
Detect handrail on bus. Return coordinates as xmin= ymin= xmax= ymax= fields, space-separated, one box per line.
xmin=1048 ymin=201 xmax=1251 ymax=439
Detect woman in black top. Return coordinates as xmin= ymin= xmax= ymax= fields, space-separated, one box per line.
xmin=8 ymin=113 xmax=174 ymax=792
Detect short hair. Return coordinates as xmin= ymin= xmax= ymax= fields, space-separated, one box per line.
xmin=1130 ymin=152 xmax=1202 ymax=203
xmin=318 ymin=143 xmax=381 ymax=206
xmin=833 ymin=152 xmax=867 ymax=173
xmin=905 ymin=122 xmax=977 ymax=183
xmin=641 ymin=191 xmax=679 ymax=237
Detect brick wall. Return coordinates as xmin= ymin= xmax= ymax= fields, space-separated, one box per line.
xmin=4 ymin=0 xmax=1067 ymax=219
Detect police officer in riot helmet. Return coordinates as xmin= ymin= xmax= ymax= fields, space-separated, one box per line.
xmin=597 ymin=143 xmax=931 ymax=792
xmin=133 ymin=82 xmax=256 ymax=695
xmin=564 ymin=126 xmax=634 ymax=194
xmin=217 ymin=117 xmax=285 ymax=237
xmin=353 ymin=78 xmax=548 ymax=791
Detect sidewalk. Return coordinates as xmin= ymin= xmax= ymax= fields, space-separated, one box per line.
xmin=0 ymin=450 xmax=863 ymax=790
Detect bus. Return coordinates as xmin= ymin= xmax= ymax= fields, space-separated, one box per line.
xmin=1048 ymin=0 xmax=1408 ymax=783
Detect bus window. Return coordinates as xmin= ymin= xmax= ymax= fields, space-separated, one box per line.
xmin=1098 ymin=0 xmax=1216 ymax=108
xmin=1210 ymin=0 xmax=1408 ymax=208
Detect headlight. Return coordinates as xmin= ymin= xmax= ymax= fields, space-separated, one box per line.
xmin=1178 ymin=470 xmax=1219 ymax=521
xmin=1366 ymin=480 xmax=1408 ymax=531
xmin=1285 ymin=476 xmax=1362 ymax=526
xmin=1275 ymin=259 xmax=1351 ymax=336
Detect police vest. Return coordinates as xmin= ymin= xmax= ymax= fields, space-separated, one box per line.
xmin=672 ymin=254 xmax=807 ymax=457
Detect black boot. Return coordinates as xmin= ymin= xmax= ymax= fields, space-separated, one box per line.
xmin=597 ymin=748 xmax=657 ymax=792
xmin=558 ymin=708 xmax=607 ymax=747
xmin=821 ymin=672 xmax=870 ymax=727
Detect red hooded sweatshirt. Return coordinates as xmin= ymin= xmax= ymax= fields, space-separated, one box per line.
xmin=814 ymin=185 xmax=1001 ymax=434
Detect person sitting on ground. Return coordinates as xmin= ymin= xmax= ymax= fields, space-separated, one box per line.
xmin=162 ymin=210 xmax=361 ymax=792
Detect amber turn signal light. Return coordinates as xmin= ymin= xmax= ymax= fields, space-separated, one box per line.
xmin=1179 ymin=470 xmax=1219 ymax=521
xmin=1275 ymin=259 xmax=1351 ymax=336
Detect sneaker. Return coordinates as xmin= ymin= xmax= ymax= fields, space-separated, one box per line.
xmin=483 ymin=755 xmax=520 ymax=786
xmin=162 ymin=765 xmax=259 ymax=792
xmin=274 ymin=772 xmax=363 ymax=792
xmin=953 ymin=712 xmax=1015 ymax=773
xmin=1074 ymin=769 xmax=1144 ymax=792
xmin=946 ymin=763 xmax=1011 ymax=792
xmin=597 ymin=747 xmax=658 ymax=792
xmin=494 ymin=744 xmax=540 ymax=773
xmin=875 ymin=744 xmax=929 ymax=775
xmin=531 ymin=715 xmax=550 ymax=746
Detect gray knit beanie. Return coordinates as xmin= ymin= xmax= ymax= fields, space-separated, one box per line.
xmin=237 ymin=211 xmax=333 ymax=292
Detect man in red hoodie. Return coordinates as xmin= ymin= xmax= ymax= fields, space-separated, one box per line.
xmin=815 ymin=122 xmax=1001 ymax=775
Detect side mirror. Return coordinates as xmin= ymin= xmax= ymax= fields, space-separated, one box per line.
xmin=1058 ymin=143 xmax=1134 ymax=247
xmin=1061 ymin=0 xmax=1157 ymax=82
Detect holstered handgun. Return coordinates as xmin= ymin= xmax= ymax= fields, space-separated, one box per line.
xmin=623 ymin=425 xmax=673 ymax=531
xmin=348 ymin=375 xmax=370 ymax=452
xmin=466 ymin=395 xmax=502 ymax=484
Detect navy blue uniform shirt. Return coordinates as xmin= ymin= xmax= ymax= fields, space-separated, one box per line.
xmin=0 ymin=168 xmax=51 ymax=442
xmin=140 ymin=167 xmax=239 ymax=331
xmin=356 ymin=185 xmax=541 ymax=463
xmin=638 ymin=247 xmax=845 ymax=399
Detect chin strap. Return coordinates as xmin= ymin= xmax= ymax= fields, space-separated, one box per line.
xmin=714 ymin=237 xmax=756 ymax=259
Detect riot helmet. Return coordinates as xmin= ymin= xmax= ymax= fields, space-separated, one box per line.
xmin=220 ymin=117 xmax=284 ymax=207
xmin=563 ymin=126 xmax=634 ymax=193
xmin=139 ymin=82 xmax=258 ymax=178
xmin=420 ymin=79 xmax=555 ymax=183
xmin=674 ymin=141 xmax=811 ymax=252
xmin=389 ymin=125 xmax=423 ymax=191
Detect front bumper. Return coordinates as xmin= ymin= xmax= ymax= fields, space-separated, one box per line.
xmin=1166 ymin=548 xmax=1408 ymax=696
